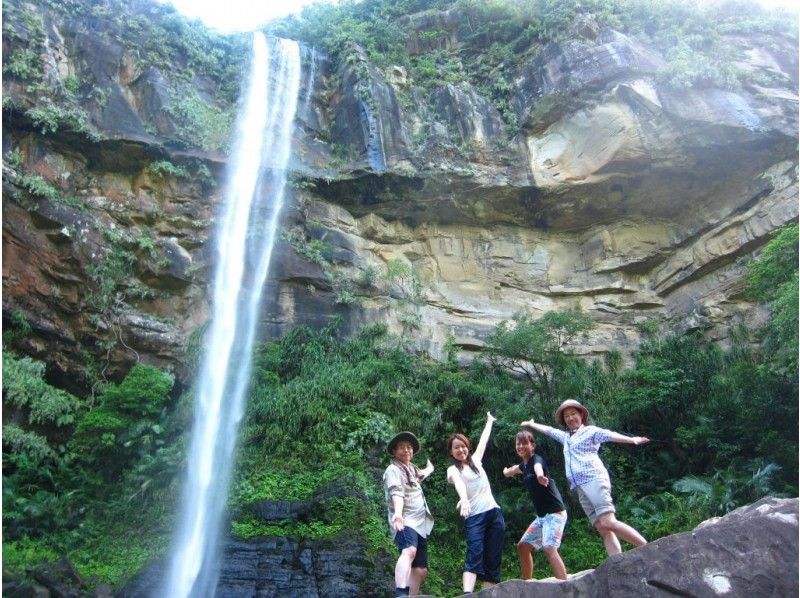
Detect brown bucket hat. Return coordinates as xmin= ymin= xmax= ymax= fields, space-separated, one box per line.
xmin=555 ymin=399 xmax=589 ymax=427
xmin=387 ymin=431 xmax=420 ymax=455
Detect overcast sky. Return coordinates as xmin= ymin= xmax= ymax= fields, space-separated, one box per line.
xmin=164 ymin=0 xmax=797 ymax=34
xmin=163 ymin=0 xmax=332 ymax=32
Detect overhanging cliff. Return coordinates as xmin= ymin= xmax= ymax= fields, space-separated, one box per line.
xmin=2 ymin=0 xmax=797 ymax=390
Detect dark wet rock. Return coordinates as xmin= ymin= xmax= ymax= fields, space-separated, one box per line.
xmin=122 ymin=535 xmax=391 ymax=598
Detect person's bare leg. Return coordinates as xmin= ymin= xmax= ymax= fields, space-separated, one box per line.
xmin=517 ymin=542 xmax=534 ymax=580
xmin=594 ymin=518 xmax=622 ymax=556
xmin=481 ymin=580 xmax=497 ymax=589
xmin=462 ymin=571 xmax=477 ymax=592
xmin=395 ymin=546 xmax=416 ymax=589
xmin=542 ymin=546 xmax=567 ymax=580
xmin=595 ymin=513 xmax=646 ymax=555
xmin=409 ymin=566 xmax=427 ymax=596
xmin=604 ymin=513 xmax=647 ymax=546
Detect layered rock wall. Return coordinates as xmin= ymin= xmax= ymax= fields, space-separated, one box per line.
xmin=2 ymin=0 xmax=797 ymax=389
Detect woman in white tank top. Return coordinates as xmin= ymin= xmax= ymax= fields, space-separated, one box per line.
xmin=446 ymin=412 xmax=506 ymax=593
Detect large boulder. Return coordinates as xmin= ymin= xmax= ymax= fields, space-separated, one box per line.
xmin=465 ymin=496 xmax=798 ymax=597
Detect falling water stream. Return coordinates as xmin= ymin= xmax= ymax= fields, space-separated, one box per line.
xmin=162 ymin=33 xmax=301 ymax=598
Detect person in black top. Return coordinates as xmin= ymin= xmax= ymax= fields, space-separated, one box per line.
xmin=503 ymin=429 xmax=568 ymax=580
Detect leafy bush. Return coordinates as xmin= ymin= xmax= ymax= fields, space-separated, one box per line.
xmin=3 ymin=358 xmax=182 ymax=586
xmin=165 ymin=86 xmax=234 ymax=152
xmin=747 ymin=223 xmax=799 ymax=375
xmin=147 ymin=160 xmax=189 ymax=179
xmin=3 ymin=47 xmax=42 ymax=80
xmin=17 ymin=173 xmax=61 ymax=201
xmin=2 ymin=352 xmax=81 ymax=427
xmin=25 ymin=98 xmax=101 ymax=141
xmin=673 ymin=461 xmax=784 ymax=515
xmin=70 ymin=365 xmax=175 ymax=483
xmin=100 ymin=364 xmax=174 ymax=417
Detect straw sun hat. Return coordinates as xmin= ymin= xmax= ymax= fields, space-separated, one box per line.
xmin=555 ymin=399 xmax=589 ymax=427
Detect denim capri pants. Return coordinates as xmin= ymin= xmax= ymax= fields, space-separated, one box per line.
xmin=463 ymin=507 xmax=505 ymax=583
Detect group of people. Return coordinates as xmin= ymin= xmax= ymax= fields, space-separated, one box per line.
xmin=382 ymin=399 xmax=650 ymax=597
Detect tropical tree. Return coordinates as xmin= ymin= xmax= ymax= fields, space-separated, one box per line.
xmin=482 ymin=309 xmax=595 ymax=402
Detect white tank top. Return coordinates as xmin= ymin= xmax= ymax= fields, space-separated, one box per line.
xmin=451 ymin=460 xmax=499 ymax=516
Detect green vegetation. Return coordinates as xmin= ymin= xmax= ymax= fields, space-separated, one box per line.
xmin=747 ymin=223 xmax=798 ymax=375
xmin=483 ymin=310 xmax=595 ymax=401
xmin=2 ymin=0 xmax=244 ymax=152
xmin=164 ymin=86 xmax=235 ymax=152
xmin=25 ymin=97 xmax=101 ymax=141
xmin=228 ymin=298 xmax=796 ymax=591
xmin=1 ymin=2 xmax=796 ymax=592
xmin=147 ymin=160 xmax=190 ymax=180
xmin=267 ymin=0 xmax=796 ymax=132
xmin=3 ymin=47 xmax=42 ymax=80
xmin=2 ymin=225 xmax=796 ymax=591
xmin=279 ymin=227 xmax=431 ymax=311
xmin=85 ymin=238 xmax=139 ymax=313
xmin=2 ymin=358 xmax=184 ymax=586
xmin=280 ymin=227 xmax=368 ymax=305
xmin=5 ymin=149 xmax=86 ymax=209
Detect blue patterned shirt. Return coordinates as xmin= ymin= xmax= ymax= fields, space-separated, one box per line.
xmin=540 ymin=425 xmax=615 ymax=490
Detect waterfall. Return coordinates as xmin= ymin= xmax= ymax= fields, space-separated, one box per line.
xmin=162 ymin=33 xmax=301 ymax=598
xmin=300 ymin=45 xmax=317 ymax=120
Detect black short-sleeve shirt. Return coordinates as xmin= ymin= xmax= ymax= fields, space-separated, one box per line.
xmin=520 ymin=454 xmax=566 ymax=517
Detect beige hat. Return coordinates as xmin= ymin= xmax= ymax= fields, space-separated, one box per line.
xmin=387 ymin=431 xmax=420 ymax=455
xmin=555 ymin=399 xmax=589 ymax=427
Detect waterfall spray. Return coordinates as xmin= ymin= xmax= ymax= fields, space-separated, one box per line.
xmin=162 ymin=33 xmax=301 ymax=598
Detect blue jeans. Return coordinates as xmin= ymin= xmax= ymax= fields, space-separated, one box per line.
xmin=463 ymin=507 xmax=505 ymax=583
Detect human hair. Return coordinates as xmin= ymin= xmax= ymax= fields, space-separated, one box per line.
xmin=446 ymin=433 xmax=479 ymax=474
xmin=515 ymin=430 xmax=535 ymax=445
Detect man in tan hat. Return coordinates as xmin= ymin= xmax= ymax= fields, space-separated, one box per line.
xmin=522 ymin=399 xmax=649 ymax=556
xmin=383 ymin=431 xmax=434 ymax=597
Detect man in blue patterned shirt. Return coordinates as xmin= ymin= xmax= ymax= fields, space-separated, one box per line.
xmin=521 ymin=399 xmax=649 ymax=556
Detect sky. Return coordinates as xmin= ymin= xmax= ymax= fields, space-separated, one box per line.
xmin=163 ymin=0 xmax=334 ymax=33
xmin=164 ymin=0 xmax=797 ymax=33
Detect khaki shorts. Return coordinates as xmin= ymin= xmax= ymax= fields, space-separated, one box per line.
xmin=576 ymin=478 xmax=615 ymax=525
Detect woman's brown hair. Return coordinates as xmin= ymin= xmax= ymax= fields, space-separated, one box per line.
xmin=447 ymin=433 xmax=479 ymax=474
xmin=515 ymin=430 xmax=535 ymax=445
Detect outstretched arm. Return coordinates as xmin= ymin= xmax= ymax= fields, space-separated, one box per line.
xmin=608 ymin=432 xmax=649 ymax=446
xmin=447 ymin=466 xmax=471 ymax=517
xmin=520 ymin=416 xmax=554 ymax=435
xmin=503 ymin=464 xmax=521 ymax=478
xmin=473 ymin=411 xmax=496 ymax=462
xmin=521 ymin=416 xmax=568 ymax=444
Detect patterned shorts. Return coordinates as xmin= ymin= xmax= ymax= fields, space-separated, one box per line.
xmin=519 ymin=510 xmax=568 ymax=550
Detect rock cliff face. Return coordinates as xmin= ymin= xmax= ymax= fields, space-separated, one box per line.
xmin=2 ymin=0 xmax=797 ymax=389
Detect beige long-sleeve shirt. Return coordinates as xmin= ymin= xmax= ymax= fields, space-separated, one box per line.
xmin=383 ymin=461 xmax=434 ymax=539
